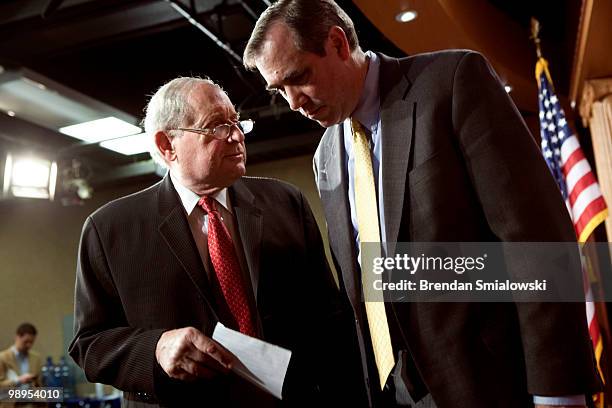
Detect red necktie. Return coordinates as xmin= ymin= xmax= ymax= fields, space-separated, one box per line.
xmin=198 ymin=196 xmax=257 ymax=337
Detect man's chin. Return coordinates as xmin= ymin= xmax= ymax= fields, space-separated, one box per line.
xmin=301 ymin=107 xmax=343 ymax=128
xmin=215 ymin=169 xmax=245 ymax=190
xmin=314 ymin=112 xmax=347 ymax=128
xmin=235 ymin=164 xmax=247 ymax=178
xmin=315 ymin=117 xmax=342 ymax=128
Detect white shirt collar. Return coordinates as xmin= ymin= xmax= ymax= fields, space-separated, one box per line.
xmin=11 ymin=346 xmax=25 ymax=359
xmin=169 ymin=172 xmax=229 ymax=216
xmin=349 ymin=50 xmax=381 ymax=131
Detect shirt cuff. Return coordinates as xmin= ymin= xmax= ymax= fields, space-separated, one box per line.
xmin=533 ymin=394 xmax=586 ymax=405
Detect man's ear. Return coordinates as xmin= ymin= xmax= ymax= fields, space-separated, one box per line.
xmin=327 ymin=26 xmax=350 ymax=60
xmin=155 ymin=131 xmax=176 ymax=162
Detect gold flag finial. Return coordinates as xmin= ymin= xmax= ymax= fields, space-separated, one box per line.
xmin=530 ymin=17 xmax=542 ymax=59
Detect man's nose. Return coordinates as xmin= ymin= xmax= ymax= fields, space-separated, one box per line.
xmin=228 ymin=125 xmax=245 ymax=143
xmin=284 ymin=86 xmax=307 ymax=111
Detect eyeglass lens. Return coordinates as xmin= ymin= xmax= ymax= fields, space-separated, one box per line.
xmin=212 ymin=120 xmax=253 ymax=139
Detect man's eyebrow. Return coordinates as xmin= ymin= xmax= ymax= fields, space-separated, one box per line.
xmin=283 ymin=69 xmax=306 ymax=83
xmin=200 ymin=109 xmax=239 ymax=126
xmin=265 ymin=69 xmax=305 ymax=91
xmin=196 ymin=112 xmax=224 ymax=127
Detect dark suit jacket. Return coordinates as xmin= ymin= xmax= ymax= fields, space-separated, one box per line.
xmin=69 ymin=174 xmax=363 ymax=407
xmin=313 ymin=50 xmax=601 ymax=407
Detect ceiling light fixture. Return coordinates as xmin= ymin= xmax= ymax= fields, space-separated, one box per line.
xmin=99 ymin=133 xmax=149 ymax=156
xmin=396 ymin=10 xmax=418 ymax=23
xmin=2 ymin=153 xmax=57 ymax=200
xmin=60 ymin=116 xmax=142 ymax=143
xmin=0 ymin=65 xmax=142 ymax=152
xmin=504 ymin=85 xmax=513 ymax=93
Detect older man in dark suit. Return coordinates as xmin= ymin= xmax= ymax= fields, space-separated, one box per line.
xmin=243 ymin=1 xmax=601 ymax=407
xmin=69 ymin=77 xmax=362 ymax=407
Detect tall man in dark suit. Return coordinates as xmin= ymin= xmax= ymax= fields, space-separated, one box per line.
xmin=243 ymin=1 xmax=601 ymax=407
xmin=69 ymin=77 xmax=361 ymax=407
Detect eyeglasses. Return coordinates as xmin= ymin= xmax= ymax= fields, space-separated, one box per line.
xmin=172 ymin=119 xmax=255 ymax=140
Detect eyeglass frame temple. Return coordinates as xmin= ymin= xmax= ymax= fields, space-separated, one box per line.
xmin=172 ymin=119 xmax=255 ymax=138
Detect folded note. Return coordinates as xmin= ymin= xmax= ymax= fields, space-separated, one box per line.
xmin=212 ymin=322 xmax=292 ymax=400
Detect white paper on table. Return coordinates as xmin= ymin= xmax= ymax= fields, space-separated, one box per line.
xmin=212 ymin=322 xmax=292 ymax=400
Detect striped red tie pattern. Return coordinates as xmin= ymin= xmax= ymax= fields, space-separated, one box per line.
xmin=198 ymin=196 xmax=257 ymax=337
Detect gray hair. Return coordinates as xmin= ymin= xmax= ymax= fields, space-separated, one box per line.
xmin=243 ymin=0 xmax=359 ymax=70
xmin=143 ymin=77 xmax=221 ymax=167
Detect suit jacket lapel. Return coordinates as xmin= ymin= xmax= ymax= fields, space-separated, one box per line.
xmin=157 ymin=174 xmax=217 ymax=318
xmin=317 ymin=55 xmax=415 ymax=303
xmin=317 ymin=126 xmax=360 ymax=306
xmin=379 ymin=54 xmax=414 ymax=257
xmin=5 ymin=351 xmax=18 ymax=373
xmin=229 ymin=179 xmax=263 ymax=305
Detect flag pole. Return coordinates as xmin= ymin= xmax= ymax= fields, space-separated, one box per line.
xmin=530 ymin=18 xmax=553 ymax=91
xmin=530 ymin=17 xmax=542 ymax=59
xmin=530 ymin=16 xmax=606 ymax=408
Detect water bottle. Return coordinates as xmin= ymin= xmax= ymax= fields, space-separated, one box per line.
xmin=58 ymin=356 xmax=75 ymax=398
xmin=52 ymin=361 xmax=62 ymax=388
xmin=41 ymin=357 xmax=54 ymax=386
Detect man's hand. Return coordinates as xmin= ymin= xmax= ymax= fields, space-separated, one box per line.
xmin=16 ymin=373 xmax=36 ymax=384
xmin=155 ymin=327 xmax=234 ymax=381
xmin=535 ymin=405 xmax=586 ymax=408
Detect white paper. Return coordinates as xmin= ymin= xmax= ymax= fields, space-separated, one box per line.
xmin=212 ymin=322 xmax=292 ymax=400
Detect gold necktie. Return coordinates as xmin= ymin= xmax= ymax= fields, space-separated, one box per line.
xmin=351 ymin=118 xmax=395 ymax=390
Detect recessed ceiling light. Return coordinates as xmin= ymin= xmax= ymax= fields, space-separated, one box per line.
xmin=396 ymin=10 xmax=417 ymax=23
xmin=59 ymin=116 xmax=142 ymax=143
xmin=7 ymin=110 xmax=15 ymax=116
xmin=504 ymin=85 xmax=512 ymax=93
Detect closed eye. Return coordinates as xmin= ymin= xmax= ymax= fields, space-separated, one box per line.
xmin=266 ymin=68 xmax=311 ymax=96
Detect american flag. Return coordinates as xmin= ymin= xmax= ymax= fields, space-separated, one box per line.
xmin=536 ymin=57 xmax=608 ymax=407
xmin=537 ymin=58 xmax=608 ymax=241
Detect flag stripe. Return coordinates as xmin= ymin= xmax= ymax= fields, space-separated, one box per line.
xmin=572 ymin=184 xmax=605 ymax=222
xmin=574 ymin=197 xmax=607 ymax=242
xmin=560 ymin=135 xmax=580 ymax=163
xmin=562 ymin=147 xmax=585 ymax=176
xmin=586 ymin=300 xmax=595 ymax=322
xmin=590 ymin=315 xmax=601 ymax=345
xmin=565 ymin=159 xmax=591 ymax=196
xmin=568 ymin=172 xmax=599 ymax=206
